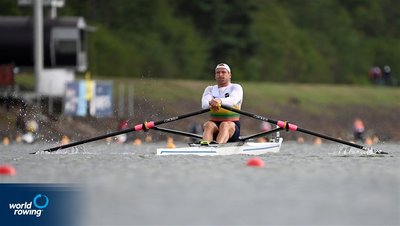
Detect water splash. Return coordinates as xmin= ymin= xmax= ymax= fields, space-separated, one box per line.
xmin=333 ymin=145 xmax=382 ymax=157
xmin=337 ymin=146 xmax=352 ymax=156
xmin=55 ymin=146 xmax=89 ymax=154
xmin=33 ymin=145 xmax=89 ymax=155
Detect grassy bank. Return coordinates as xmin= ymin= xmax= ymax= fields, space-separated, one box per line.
xmin=15 ymin=74 xmax=400 ymax=115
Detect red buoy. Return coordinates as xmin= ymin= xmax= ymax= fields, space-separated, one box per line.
xmin=0 ymin=164 xmax=16 ymax=176
xmin=246 ymin=157 xmax=265 ymax=167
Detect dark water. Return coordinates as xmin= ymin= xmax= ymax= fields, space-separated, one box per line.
xmin=1 ymin=141 xmax=399 ymax=225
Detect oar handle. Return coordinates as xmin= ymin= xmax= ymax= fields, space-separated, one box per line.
xmin=221 ymin=105 xmax=387 ymax=154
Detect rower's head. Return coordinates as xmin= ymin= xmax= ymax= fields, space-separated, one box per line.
xmin=215 ymin=63 xmax=231 ymax=86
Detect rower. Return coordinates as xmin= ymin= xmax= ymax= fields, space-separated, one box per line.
xmin=201 ymin=63 xmax=243 ymax=144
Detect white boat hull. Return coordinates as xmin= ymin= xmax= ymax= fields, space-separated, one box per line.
xmin=157 ymin=138 xmax=283 ymax=156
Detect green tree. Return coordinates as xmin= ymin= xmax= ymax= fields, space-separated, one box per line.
xmin=173 ymin=0 xmax=258 ymax=80
xmin=1 ymin=0 xmax=399 ymax=83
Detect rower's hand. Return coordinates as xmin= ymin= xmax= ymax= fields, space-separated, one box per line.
xmin=209 ymin=99 xmax=222 ymax=111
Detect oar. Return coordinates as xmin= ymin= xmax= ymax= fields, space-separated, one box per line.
xmin=152 ymin=126 xmax=203 ymax=140
xmin=239 ymin=127 xmax=284 ymax=142
xmin=221 ymin=105 xmax=387 ymax=154
xmin=31 ymin=108 xmax=210 ymax=154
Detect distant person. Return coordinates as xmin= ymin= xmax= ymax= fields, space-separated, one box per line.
xmin=201 ymin=63 xmax=243 ymax=144
xmin=369 ymin=66 xmax=382 ymax=85
xmin=353 ymin=118 xmax=365 ymax=142
xmin=383 ymin=65 xmax=392 ymax=86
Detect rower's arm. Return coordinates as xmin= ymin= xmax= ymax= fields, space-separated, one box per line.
xmin=201 ymin=86 xmax=213 ymax=109
xmin=220 ymin=84 xmax=243 ymax=107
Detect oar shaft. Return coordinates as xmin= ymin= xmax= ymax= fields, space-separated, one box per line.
xmin=34 ymin=108 xmax=210 ymax=154
xmin=239 ymin=127 xmax=283 ymax=141
xmin=221 ymin=105 xmax=385 ymax=154
xmin=296 ymin=127 xmax=366 ymax=150
xmin=42 ymin=128 xmax=135 ymax=152
xmin=153 ymin=126 xmax=203 ymax=140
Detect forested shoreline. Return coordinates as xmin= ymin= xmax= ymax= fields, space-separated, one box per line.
xmin=1 ymin=0 xmax=399 ymax=83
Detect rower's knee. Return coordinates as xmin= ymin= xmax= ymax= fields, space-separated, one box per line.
xmin=219 ymin=121 xmax=235 ymax=132
xmin=203 ymin=121 xmax=214 ymax=129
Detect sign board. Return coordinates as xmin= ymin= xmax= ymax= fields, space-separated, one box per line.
xmin=90 ymin=81 xmax=113 ymax=117
xmin=64 ymin=81 xmax=87 ymax=117
xmin=64 ymin=80 xmax=113 ymax=117
xmin=18 ymin=0 xmax=65 ymax=7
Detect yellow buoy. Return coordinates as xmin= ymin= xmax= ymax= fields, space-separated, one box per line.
xmin=105 ymin=136 xmax=112 ymax=144
xmin=314 ymin=137 xmax=322 ymax=145
xmin=3 ymin=136 xmax=10 ymax=145
xmin=145 ymin=135 xmax=153 ymax=143
xmin=372 ymin=136 xmax=379 ymax=144
xmin=364 ymin=137 xmax=373 ymax=146
xmin=297 ymin=137 xmax=305 ymax=143
xmin=133 ymin=138 xmax=142 ymax=146
xmin=15 ymin=134 xmax=22 ymax=143
xmin=60 ymin=135 xmax=70 ymax=145
xmin=166 ymin=137 xmax=176 ymax=149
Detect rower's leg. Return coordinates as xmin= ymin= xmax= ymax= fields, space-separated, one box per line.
xmin=202 ymin=121 xmax=218 ymax=142
xmin=216 ymin=121 xmax=235 ymax=144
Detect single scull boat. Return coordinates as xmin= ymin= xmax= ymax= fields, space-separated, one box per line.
xmin=157 ymin=138 xmax=283 ymax=156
